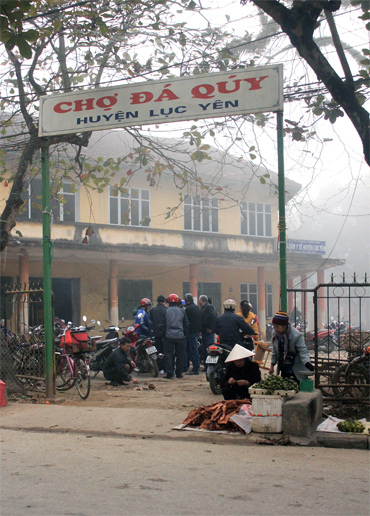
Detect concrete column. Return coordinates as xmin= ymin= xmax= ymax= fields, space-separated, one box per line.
xmin=317 ymin=269 xmax=326 ymax=326
xmin=257 ymin=266 xmax=266 ymax=341
xmin=18 ymin=251 xmax=29 ymax=333
xmin=288 ymin=277 xmax=294 ymax=316
xmin=301 ymin=274 xmax=308 ymax=322
xmin=189 ymin=264 xmax=198 ymax=302
xmin=110 ymin=260 xmax=119 ymax=325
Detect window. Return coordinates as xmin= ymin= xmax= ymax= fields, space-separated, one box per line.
xmin=109 ymin=187 xmax=150 ymax=227
xmin=53 ymin=183 xmax=78 ymax=222
xmin=266 ymin=284 xmax=273 ymax=318
xmin=184 ymin=195 xmax=219 ymax=233
xmin=240 ymin=283 xmax=257 ymax=313
xmin=118 ymin=279 xmax=152 ymax=320
xmin=241 ymin=202 xmax=272 ymax=237
xmin=18 ymin=178 xmax=78 ymax=222
xmin=183 ymin=281 xmax=221 ymax=314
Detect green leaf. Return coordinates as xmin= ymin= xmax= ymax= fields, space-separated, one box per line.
xmin=313 ymin=108 xmax=323 ymax=116
xmin=23 ymin=29 xmax=39 ymax=42
xmin=15 ymin=36 xmax=32 ymax=59
xmin=179 ymin=32 xmax=186 ymax=47
xmin=259 ymin=177 xmax=266 ymax=184
xmin=186 ymin=1 xmax=197 ymax=10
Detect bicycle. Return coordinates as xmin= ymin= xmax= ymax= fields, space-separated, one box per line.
xmin=55 ymin=321 xmax=93 ymax=400
xmin=56 ymin=350 xmax=90 ymax=399
xmin=332 ymin=346 xmax=370 ymax=398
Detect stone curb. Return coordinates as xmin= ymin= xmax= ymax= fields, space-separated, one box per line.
xmin=2 ymin=423 xmax=369 ymax=450
xmin=313 ymin=431 xmax=370 ymax=450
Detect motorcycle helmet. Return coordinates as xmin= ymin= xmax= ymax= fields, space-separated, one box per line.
xmin=168 ymin=293 xmax=180 ymax=304
xmin=140 ymin=298 xmax=152 ymax=307
xmin=184 ymin=293 xmax=193 ymax=302
xmin=223 ymin=299 xmax=237 ymax=311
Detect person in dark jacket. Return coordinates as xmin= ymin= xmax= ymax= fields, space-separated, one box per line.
xmin=216 ymin=299 xmax=257 ymax=350
xmin=183 ymin=293 xmax=201 ymax=375
xmin=150 ymin=295 xmax=167 ymax=374
xmin=220 ymin=344 xmax=261 ymax=400
xmin=103 ymin=337 xmax=139 ymax=386
xmin=163 ymin=293 xmax=189 ymax=379
xmin=198 ymin=294 xmax=217 ymax=369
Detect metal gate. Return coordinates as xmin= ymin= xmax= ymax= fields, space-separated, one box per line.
xmin=288 ymin=273 xmax=370 ymax=400
xmin=1 ymin=284 xmax=47 ymax=392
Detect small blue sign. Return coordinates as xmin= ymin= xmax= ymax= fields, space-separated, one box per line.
xmin=287 ymin=239 xmax=326 ymax=255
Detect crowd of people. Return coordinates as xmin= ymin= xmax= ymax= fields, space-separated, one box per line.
xmin=103 ymin=294 xmax=314 ymax=398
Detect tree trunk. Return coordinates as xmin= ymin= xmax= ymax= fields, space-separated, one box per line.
xmin=250 ymin=0 xmax=370 ymax=166
xmin=0 ymin=135 xmax=40 ymax=252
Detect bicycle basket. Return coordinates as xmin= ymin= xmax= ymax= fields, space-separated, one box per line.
xmin=63 ymin=331 xmax=90 ymax=352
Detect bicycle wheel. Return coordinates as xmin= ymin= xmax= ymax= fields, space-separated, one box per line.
xmin=56 ymin=354 xmax=75 ymax=391
xmin=346 ymin=358 xmax=370 ymax=398
xmin=332 ymin=363 xmax=351 ymax=397
xmin=75 ymin=356 xmax=91 ymax=400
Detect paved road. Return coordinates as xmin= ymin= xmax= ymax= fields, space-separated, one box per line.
xmin=1 ymin=428 xmax=369 ymax=516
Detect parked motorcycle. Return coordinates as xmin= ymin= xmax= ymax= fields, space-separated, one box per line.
xmin=123 ymin=324 xmax=161 ymax=377
xmin=205 ymin=343 xmax=230 ymax=395
xmin=294 ymin=319 xmax=338 ymax=353
xmin=88 ymin=324 xmax=122 ymax=378
xmin=206 ymin=337 xmax=254 ymax=395
xmin=325 ymin=317 xmax=360 ymax=342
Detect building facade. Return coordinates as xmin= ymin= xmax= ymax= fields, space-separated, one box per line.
xmin=1 ymin=130 xmax=343 ymax=337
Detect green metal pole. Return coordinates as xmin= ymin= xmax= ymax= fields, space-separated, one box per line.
xmin=41 ymin=138 xmax=54 ymax=397
xmin=277 ymin=111 xmax=287 ymax=312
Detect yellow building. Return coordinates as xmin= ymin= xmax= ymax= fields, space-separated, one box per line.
xmin=1 ymin=130 xmax=343 ymax=337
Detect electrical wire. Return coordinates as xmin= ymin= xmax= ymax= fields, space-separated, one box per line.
xmin=292 ymin=171 xmax=363 ymax=288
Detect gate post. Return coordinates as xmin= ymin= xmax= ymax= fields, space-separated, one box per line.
xmin=313 ymin=286 xmax=319 ymax=388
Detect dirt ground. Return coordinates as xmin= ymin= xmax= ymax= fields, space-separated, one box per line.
xmin=56 ymin=370 xmax=220 ymax=410
xmin=8 ymin=367 xmax=370 ymax=421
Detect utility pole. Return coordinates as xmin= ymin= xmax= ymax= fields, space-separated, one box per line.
xmin=41 ymin=138 xmax=54 ymax=397
xmin=277 ymin=111 xmax=287 ymax=312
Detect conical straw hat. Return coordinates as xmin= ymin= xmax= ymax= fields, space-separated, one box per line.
xmin=225 ymin=344 xmax=255 ymax=363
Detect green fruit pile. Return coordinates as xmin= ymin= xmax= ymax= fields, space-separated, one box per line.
xmin=253 ymin=375 xmax=299 ymax=395
xmin=337 ymin=420 xmax=365 ymax=433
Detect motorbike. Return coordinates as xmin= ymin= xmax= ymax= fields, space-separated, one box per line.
xmin=123 ymin=324 xmax=161 ymax=377
xmin=206 ymin=336 xmax=254 ymax=395
xmin=294 ymin=319 xmax=338 ymax=353
xmin=88 ymin=324 xmax=123 ymax=378
xmin=325 ymin=317 xmax=360 ymax=341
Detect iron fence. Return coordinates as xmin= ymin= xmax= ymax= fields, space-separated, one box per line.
xmin=288 ymin=273 xmax=370 ymax=400
xmin=1 ymin=284 xmax=46 ymax=393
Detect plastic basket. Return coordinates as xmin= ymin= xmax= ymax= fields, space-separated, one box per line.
xmin=62 ymin=331 xmax=93 ymax=353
